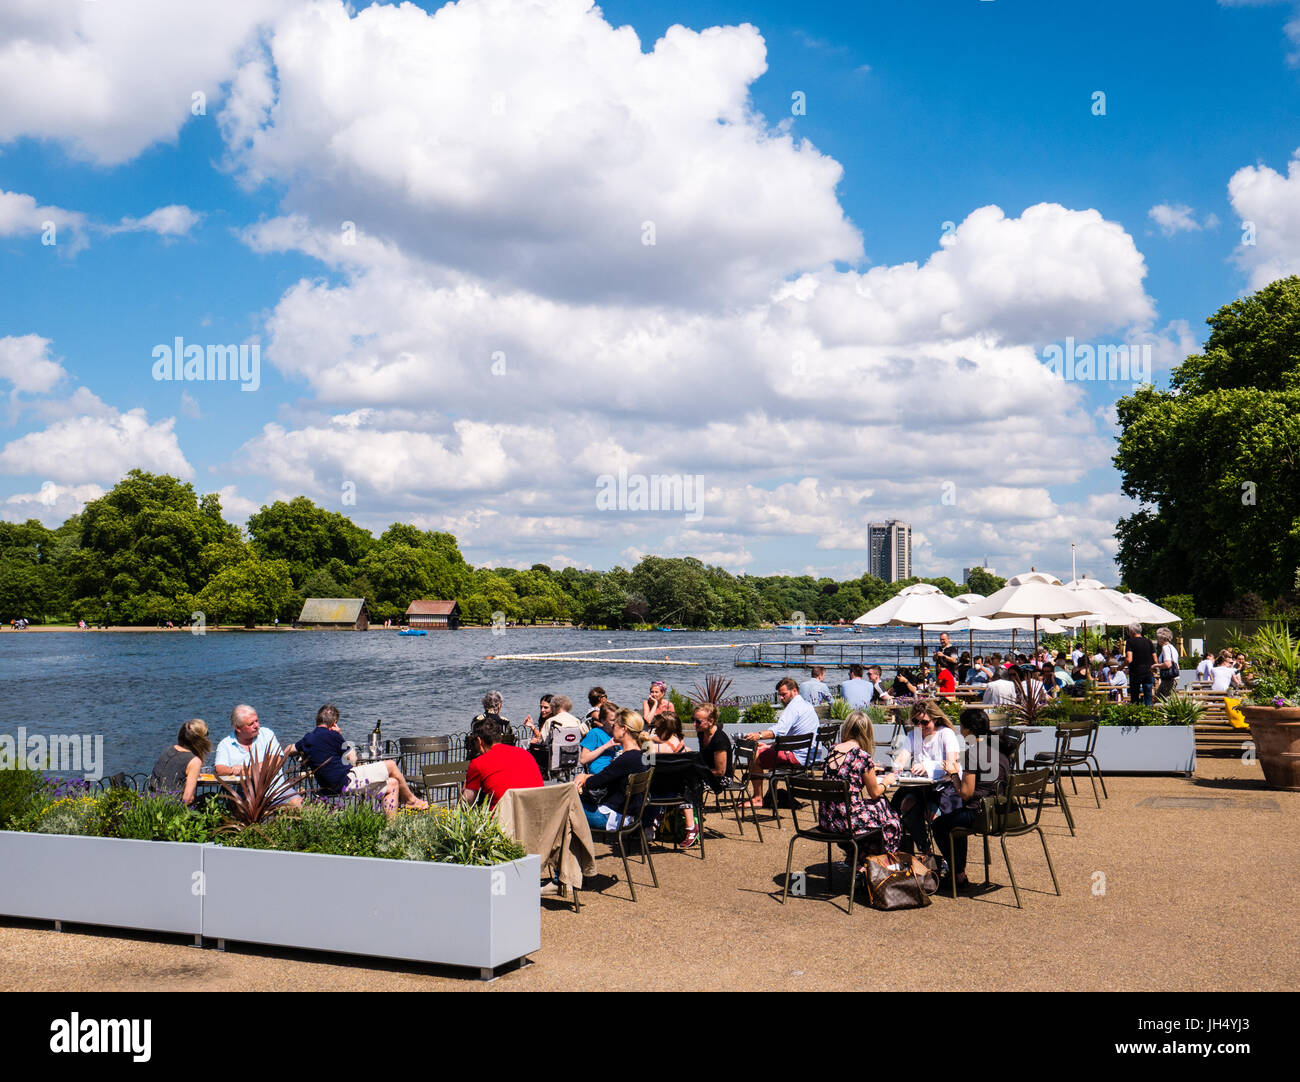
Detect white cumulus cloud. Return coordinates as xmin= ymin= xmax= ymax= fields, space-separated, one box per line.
xmin=0 ymin=408 xmax=194 ymax=483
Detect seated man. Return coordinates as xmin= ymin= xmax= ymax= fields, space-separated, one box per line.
xmin=214 ymin=703 xmax=302 ymax=807
xmin=839 ymin=664 xmax=874 ymax=709
xmin=799 ymin=665 xmax=833 ymax=706
xmin=296 ymin=703 xmax=426 ymax=816
xmin=868 ymin=665 xmax=891 ymax=703
xmin=740 ymin=677 xmax=820 ymax=808
xmin=461 ymin=715 xmax=544 ymax=808
xmin=981 ymin=671 xmax=1019 ymax=707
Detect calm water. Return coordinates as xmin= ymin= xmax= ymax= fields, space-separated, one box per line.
xmin=0 ymin=626 xmax=1023 ymax=776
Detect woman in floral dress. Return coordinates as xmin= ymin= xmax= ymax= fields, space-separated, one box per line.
xmin=819 ymin=711 xmax=902 ymax=853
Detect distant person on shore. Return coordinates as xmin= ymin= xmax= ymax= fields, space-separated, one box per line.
xmin=297 ymin=704 xmax=427 ymax=816
xmin=800 ymin=665 xmax=833 ymax=706
xmin=840 ymin=664 xmax=873 ymax=708
xmin=461 ymin=715 xmax=543 ymax=808
xmin=214 ymin=705 xmax=302 ymax=806
xmin=148 ymin=719 xmax=211 ymax=804
xmin=1125 ymin=622 xmax=1157 ymax=706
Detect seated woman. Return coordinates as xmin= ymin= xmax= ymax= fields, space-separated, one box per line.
xmin=891 ymin=700 xmax=964 ymax=853
xmin=890 ymin=668 xmax=919 ymax=698
xmin=641 ymin=680 xmax=668 ymax=725
xmin=648 ymin=709 xmax=687 ymax=755
xmin=579 ymin=700 xmax=622 ymax=775
xmin=148 ymin=719 xmax=211 ymax=804
xmin=931 ymin=709 xmax=1012 ymax=894
xmin=523 ymin=693 xmax=555 ymax=743
xmin=819 ymin=711 xmax=901 ymax=857
xmin=935 ymin=664 xmax=958 ymax=701
xmin=573 ymin=709 xmax=653 ymax=832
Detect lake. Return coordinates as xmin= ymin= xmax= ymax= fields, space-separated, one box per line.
xmin=0 ymin=625 xmax=1022 ymax=776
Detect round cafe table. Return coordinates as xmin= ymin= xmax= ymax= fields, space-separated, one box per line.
xmin=886 ymin=774 xmax=939 ymax=855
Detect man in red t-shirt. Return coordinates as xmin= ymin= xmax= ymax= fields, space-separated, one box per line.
xmin=461 ymin=715 xmax=544 ymax=807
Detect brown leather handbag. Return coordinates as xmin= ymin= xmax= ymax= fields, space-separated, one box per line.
xmin=863 ymin=852 xmax=933 ymax=910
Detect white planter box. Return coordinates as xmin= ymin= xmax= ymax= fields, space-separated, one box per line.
xmin=0 ymin=831 xmax=203 ymax=936
xmin=0 ymin=831 xmax=541 ymax=978
xmin=201 ymin=846 xmax=540 ymax=978
xmin=1021 ymin=725 xmax=1196 ymax=775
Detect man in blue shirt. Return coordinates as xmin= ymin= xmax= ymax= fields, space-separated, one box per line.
xmin=215 ymin=703 xmax=302 ymax=807
xmin=840 ymin=664 xmax=874 ymax=709
xmin=799 ymin=665 xmax=833 ymax=706
xmin=741 ymin=677 xmax=820 ymax=807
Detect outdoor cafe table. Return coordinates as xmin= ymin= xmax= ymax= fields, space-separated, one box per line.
xmin=883 ymin=774 xmax=939 ymax=855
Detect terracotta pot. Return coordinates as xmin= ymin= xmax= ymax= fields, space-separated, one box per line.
xmin=1241 ymin=705 xmax=1300 ymax=791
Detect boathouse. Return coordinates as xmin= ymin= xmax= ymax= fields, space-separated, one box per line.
xmin=406 ymin=600 xmax=460 ymax=630
xmin=298 ymin=598 xmax=369 ymax=630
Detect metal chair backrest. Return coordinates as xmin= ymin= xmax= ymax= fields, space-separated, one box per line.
xmin=816 ymin=722 xmax=840 ymax=754
xmin=785 ymin=775 xmax=850 ymax=835
xmin=401 ymin=736 xmax=452 ymax=780
xmin=1003 ymin=767 xmax=1051 ymax=834
xmin=617 ymin=767 xmax=655 ymax=829
xmin=773 ymin=731 xmax=817 ymax=766
xmin=421 ymin=760 xmax=469 ymax=807
xmin=1052 ymin=717 xmax=1099 ymax=759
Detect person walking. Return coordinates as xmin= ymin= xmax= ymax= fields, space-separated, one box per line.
xmin=1125 ymin=622 xmax=1157 ymax=707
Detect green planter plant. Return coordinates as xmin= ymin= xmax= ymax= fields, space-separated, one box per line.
xmin=1239 ymin=622 xmax=1300 ymax=790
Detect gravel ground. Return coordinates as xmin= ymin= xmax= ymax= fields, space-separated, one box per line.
xmin=1 ymin=757 xmax=1294 ymax=992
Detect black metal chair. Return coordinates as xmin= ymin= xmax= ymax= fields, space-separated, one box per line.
xmin=780 ymin=775 xmax=882 ymax=915
xmin=588 ymin=768 xmax=658 ymax=902
xmin=421 ymin=761 xmax=469 ymax=808
xmin=816 ymin=722 xmax=840 ymax=757
xmin=944 ymin=767 xmax=1060 ymax=909
xmin=764 ymin=732 xmax=818 ymax=829
xmin=1029 ymin=716 xmax=1107 ymax=807
xmin=709 ymin=741 xmax=764 ymax=842
xmin=401 ymin=737 xmax=452 ymax=795
xmin=644 ymin=754 xmax=713 ymax=859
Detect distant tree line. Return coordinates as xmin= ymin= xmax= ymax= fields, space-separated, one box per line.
xmin=0 ymin=470 xmax=1002 ymax=628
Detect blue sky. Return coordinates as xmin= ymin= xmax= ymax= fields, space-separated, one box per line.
xmin=1 ymin=0 xmax=1298 ymax=584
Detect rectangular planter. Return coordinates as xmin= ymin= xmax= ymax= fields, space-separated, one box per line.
xmin=201 ymin=846 xmax=540 ymax=977
xmin=0 ymin=830 xmax=203 ymax=935
xmin=1020 ymin=725 xmax=1196 ymax=775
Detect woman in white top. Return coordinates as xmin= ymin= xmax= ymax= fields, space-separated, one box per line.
xmin=892 ymin=700 xmax=963 ymax=780
xmin=1211 ymin=651 xmax=1242 ymax=692
xmin=892 ymin=700 xmax=963 ymax=854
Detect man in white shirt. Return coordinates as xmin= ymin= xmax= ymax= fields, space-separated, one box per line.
xmin=799 ymin=666 xmax=833 ymax=706
xmin=1196 ymin=653 xmax=1214 ymax=682
xmin=981 ymin=674 xmax=1019 ymax=707
xmin=741 ymin=677 xmax=819 ymax=807
xmin=214 ymin=704 xmax=302 ymax=806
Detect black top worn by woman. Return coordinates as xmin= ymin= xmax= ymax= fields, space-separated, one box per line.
xmin=581 ymin=749 xmax=650 ymax=814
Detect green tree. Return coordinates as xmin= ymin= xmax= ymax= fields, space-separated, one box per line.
xmin=195 ymin=557 xmax=295 ymax=627
xmin=70 ymin=471 xmax=241 ymax=623
xmin=1115 ymin=278 xmax=1300 ymax=614
xmin=247 ymin=497 xmax=373 ymax=587
xmin=962 ymin=567 xmax=1006 ymax=596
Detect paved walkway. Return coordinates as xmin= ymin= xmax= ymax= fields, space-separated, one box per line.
xmin=1 ymin=758 xmax=1294 ymax=991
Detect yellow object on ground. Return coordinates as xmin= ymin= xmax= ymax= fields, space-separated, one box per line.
xmin=1224 ymin=697 xmax=1248 ymax=728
